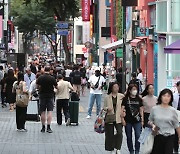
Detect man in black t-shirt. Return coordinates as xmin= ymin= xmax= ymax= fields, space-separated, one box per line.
xmin=37 ymin=66 xmax=57 ymax=133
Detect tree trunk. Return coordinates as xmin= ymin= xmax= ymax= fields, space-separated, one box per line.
xmin=62 ymin=35 xmax=71 ymax=64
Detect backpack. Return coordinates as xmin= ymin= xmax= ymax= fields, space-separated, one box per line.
xmin=73 ymin=71 xmax=81 ymax=85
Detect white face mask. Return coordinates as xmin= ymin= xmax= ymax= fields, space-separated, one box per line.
xmin=131 ymin=90 xmax=138 ymax=96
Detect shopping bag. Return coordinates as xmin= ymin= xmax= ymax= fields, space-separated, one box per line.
xmin=139 ymin=127 xmax=154 ymax=154
xmin=94 ymin=109 xmax=107 ymax=134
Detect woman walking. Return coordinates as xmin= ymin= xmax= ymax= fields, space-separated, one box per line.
xmin=4 ymin=69 xmax=17 ymax=111
xmin=149 ymin=89 xmax=180 ymax=154
xmin=122 ymin=84 xmax=144 ymax=154
xmin=141 ymin=84 xmax=157 ymax=127
xmin=104 ymin=82 xmax=125 ymax=154
xmin=13 ymin=72 xmax=29 ymax=132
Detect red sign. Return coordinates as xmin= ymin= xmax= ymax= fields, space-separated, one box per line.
xmin=68 ymin=31 xmax=72 ymax=44
xmin=82 ymin=47 xmax=88 ymax=53
xmin=82 ymin=0 xmax=90 ymax=21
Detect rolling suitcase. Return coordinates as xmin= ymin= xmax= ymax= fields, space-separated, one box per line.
xmin=69 ymin=101 xmax=79 ymax=125
xmin=26 ymin=100 xmax=40 ymax=122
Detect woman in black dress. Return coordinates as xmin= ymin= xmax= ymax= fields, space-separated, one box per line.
xmin=4 ymin=69 xmax=17 ymax=111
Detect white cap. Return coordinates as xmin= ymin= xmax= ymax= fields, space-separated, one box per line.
xmin=95 ymin=67 xmax=101 ymax=71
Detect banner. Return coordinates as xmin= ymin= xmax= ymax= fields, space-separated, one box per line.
xmin=0 ymin=15 xmax=2 ymax=39
xmin=82 ymin=0 xmax=90 ymax=21
xmin=83 ymin=21 xmax=90 ymax=44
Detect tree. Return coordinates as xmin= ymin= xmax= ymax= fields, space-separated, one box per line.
xmin=25 ymin=0 xmax=80 ymax=63
xmin=10 ymin=0 xmax=57 ymax=55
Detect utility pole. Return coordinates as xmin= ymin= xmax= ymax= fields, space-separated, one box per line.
xmin=122 ymin=6 xmax=126 ymax=93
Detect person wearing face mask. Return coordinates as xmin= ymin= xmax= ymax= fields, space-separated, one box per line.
xmin=149 ymin=89 xmax=180 ymax=154
xmin=122 ymin=84 xmax=144 ymax=154
xmin=141 ymin=84 xmax=157 ymax=127
xmin=86 ymin=67 xmax=105 ymax=119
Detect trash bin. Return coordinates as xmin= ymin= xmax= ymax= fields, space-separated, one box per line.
xmin=69 ymin=101 xmax=79 ymax=125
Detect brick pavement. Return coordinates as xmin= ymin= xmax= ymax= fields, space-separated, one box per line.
xmin=0 ymin=91 xmax=130 ymax=154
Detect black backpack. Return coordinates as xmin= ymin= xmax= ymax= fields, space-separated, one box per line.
xmin=73 ymin=71 xmax=81 ymax=85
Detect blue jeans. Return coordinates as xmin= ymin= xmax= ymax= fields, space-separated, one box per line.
xmin=125 ymin=122 xmax=142 ymax=153
xmin=87 ymin=93 xmax=102 ymax=116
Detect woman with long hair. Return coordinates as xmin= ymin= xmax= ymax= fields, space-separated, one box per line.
xmin=122 ymin=84 xmax=144 ymax=154
xmin=149 ymin=89 xmax=180 ymax=154
xmin=4 ymin=69 xmax=17 ymax=111
xmin=141 ymin=84 xmax=157 ymax=127
xmin=104 ymin=82 xmax=125 ymax=154
xmin=12 ymin=72 xmax=28 ymax=132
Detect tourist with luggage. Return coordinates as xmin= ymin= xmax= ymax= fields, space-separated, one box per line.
xmin=141 ymin=84 xmax=157 ymax=127
xmin=56 ymin=74 xmax=74 ymax=126
xmin=86 ymin=67 xmax=105 ymax=119
xmin=70 ymin=65 xmax=82 ymax=97
xmin=36 ymin=66 xmax=57 ymax=133
xmin=149 ymin=89 xmax=180 ymax=154
xmin=122 ymin=84 xmax=144 ymax=154
xmin=104 ymin=82 xmax=125 ymax=154
xmin=12 ymin=72 xmax=29 ymax=132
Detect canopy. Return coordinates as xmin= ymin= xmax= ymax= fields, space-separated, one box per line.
xmin=101 ymin=39 xmax=123 ymax=50
xmin=164 ymin=40 xmax=180 ymax=54
xmin=130 ymin=39 xmax=142 ymax=47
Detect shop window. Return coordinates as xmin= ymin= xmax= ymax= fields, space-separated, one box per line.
xmin=156 ymin=1 xmax=167 ymax=32
xmin=76 ymin=26 xmax=83 ymax=45
xmin=171 ymin=0 xmax=180 ymax=32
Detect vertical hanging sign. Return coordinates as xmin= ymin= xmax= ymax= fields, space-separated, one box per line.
xmin=82 ymin=0 xmax=90 ymax=21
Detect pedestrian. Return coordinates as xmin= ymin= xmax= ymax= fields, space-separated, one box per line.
xmin=1 ymin=73 xmax=7 ymax=108
xmin=122 ymin=84 xmax=144 ymax=154
xmin=116 ymin=67 xmax=123 ymax=92
xmin=12 ymin=72 xmax=28 ymax=132
xmin=64 ymin=65 xmax=72 ymax=82
xmin=172 ymin=81 xmax=180 ymax=153
xmin=129 ymin=72 xmax=142 ymax=94
xmin=36 ymin=66 xmax=57 ymax=133
xmin=104 ymin=82 xmax=125 ymax=154
xmin=141 ymin=84 xmax=157 ymax=127
xmin=70 ymin=65 xmax=82 ymax=97
xmin=137 ymin=68 xmax=143 ymax=82
xmin=4 ymin=69 xmax=17 ymax=111
xmin=149 ymin=89 xmax=180 ymax=154
xmin=24 ymin=67 xmax=36 ymax=90
xmin=86 ymin=67 xmax=105 ymax=119
xmin=55 ymin=74 xmax=74 ymax=126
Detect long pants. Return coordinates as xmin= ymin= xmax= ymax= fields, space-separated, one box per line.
xmin=56 ymin=99 xmax=70 ymax=125
xmin=87 ymin=93 xmax=102 ymax=116
xmin=151 ymin=134 xmax=175 ymax=154
xmin=16 ymin=106 xmax=27 ymax=129
xmin=105 ymin=123 xmax=123 ymax=151
xmin=125 ymin=122 xmax=142 ymax=153
xmin=174 ymin=130 xmax=179 ymax=152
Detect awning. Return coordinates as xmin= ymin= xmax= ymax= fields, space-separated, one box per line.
xmin=130 ymin=39 xmax=142 ymax=47
xmin=164 ymin=40 xmax=180 ymax=54
xmin=101 ymin=39 xmax=123 ymax=50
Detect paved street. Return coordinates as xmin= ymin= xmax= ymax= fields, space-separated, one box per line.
xmin=0 ymin=90 xmax=129 ymax=154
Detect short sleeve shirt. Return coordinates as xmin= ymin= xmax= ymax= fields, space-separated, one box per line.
xmin=36 ymin=73 xmax=57 ymax=98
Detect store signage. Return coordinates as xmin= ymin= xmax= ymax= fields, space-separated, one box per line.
xmin=58 ymin=30 xmax=68 ymax=36
xmin=82 ymin=0 xmax=90 ymax=21
xmin=107 ymin=53 xmax=114 ymax=62
xmin=90 ymin=14 xmax=93 ymax=38
xmin=83 ymin=21 xmax=90 ymax=43
xmin=101 ymin=27 xmax=111 ymax=37
xmin=122 ymin=0 xmax=138 ymax=6
xmin=57 ymin=22 xmax=68 ymax=29
xmin=137 ymin=27 xmax=149 ymax=37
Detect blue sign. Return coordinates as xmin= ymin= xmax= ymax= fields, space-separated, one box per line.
xmin=57 ymin=22 xmax=69 ymax=29
xmin=137 ymin=27 xmax=149 ymax=37
xmin=107 ymin=53 xmax=114 ymax=62
xmin=154 ymin=43 xmax=158 ymax=96
xmin=58 ymin=30 xmax=69 ymax=36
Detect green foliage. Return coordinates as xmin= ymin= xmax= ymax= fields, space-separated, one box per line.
xmin=116 ymin=0 xmax=123 ymax=39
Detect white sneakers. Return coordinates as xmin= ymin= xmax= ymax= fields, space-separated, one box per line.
xmin=86 ymin=115 xmax=91 ymax=119
xmin=110 ymin=149 xmax=121 ymax=154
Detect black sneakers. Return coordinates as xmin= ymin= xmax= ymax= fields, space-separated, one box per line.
xmin=46 ymin=128 xmax=53 ymax=133
xmin=41 ymin=127 xmax=45 ymax=133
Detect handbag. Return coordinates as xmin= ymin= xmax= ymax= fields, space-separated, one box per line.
xmin=94 ymin=109 xmax=107 ymax=134
xmin=139 ymin=127 xmax=154 ymax=154
xmin=15 ymin=81 xmax=29 ymax=107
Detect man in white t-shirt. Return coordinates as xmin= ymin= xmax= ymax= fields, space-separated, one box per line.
xmin=86 ymin=67 xmax=105 ymax=119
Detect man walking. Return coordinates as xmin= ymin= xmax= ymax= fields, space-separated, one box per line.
xmin=56 ymin=74 xmax=74 ymax=126
xmin=86 ymin=67 xmax=105 ymax=119
xmin=24 ymin=67 xmax=36 ymax=90
xmin=37 ymin=66 xmax=57 ymax=133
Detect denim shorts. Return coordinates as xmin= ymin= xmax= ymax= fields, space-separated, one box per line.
xmin=39 ymin=97 xmax=54 ymax=112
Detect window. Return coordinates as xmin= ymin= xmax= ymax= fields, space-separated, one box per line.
xmin=171 ymin=0 xmax=180 ymax=32
xmin=106 ymin=9 xmax=111 ymax=27
xmin=156 ymin=1 xmax=167 ymax=32
xmin=76 ymin=26 xmax=83 ymax=45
